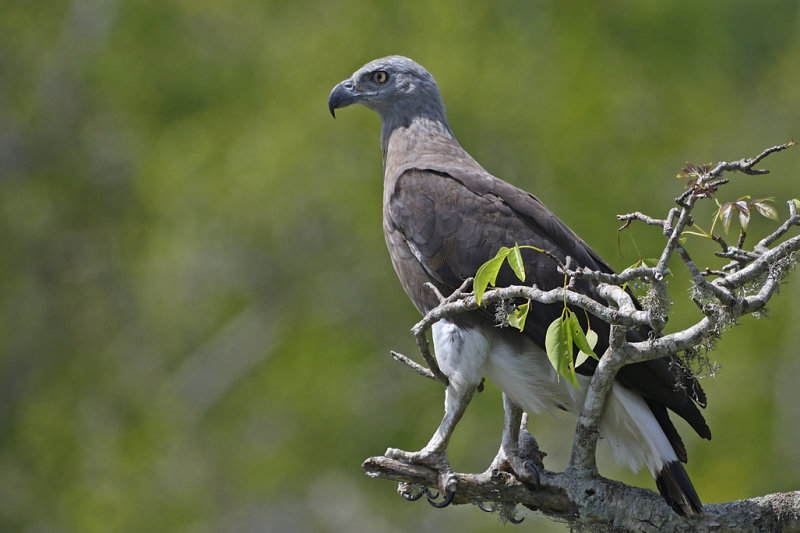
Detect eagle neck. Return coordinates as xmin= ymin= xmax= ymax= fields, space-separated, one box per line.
xmin=381 ymin=115 xmax=473 ymax=179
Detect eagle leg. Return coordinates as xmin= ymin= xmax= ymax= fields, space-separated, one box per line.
xmin=386 ymin=381 xmax=477 ymax=503
xmin=485 ymin=394 xmax=541 ymax=489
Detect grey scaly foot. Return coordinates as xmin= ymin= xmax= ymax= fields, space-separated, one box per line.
xmin=486 ymin=446 xmax=540 ymax=489
xmin=386 ymin=447 xmax=457 ymax=507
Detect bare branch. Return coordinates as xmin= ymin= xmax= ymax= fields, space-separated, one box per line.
xmin=569 ymin=285 xmax=639 ymax=475
xmin=714 ymin=246 xmax=760 ymax=264
xmin=410 ymin=330 xmax=449 ymax=386
xmin=709 ymin=141 xmax=795 ymax=176
xmin=568 ymin=264 xmax=662 ymax=285
xmin=389 ymin=350 xmax=439 ymax=381
xmin=617 ymin=211 xmax=667 ymax=229
xmin=443 ymin=277 xmax=474 ymax=304
xmin=757 ymin=199 xmax=800 ymax=250
xmin=675 ymin=244 xmax=738 ymax=307
xmin=424 ymin=282 xmax=447 ymax=303
xmin=717 ymin=233 xmax=800 ymax=290
xmin=363 ymin=456 xmax=800 ymax=532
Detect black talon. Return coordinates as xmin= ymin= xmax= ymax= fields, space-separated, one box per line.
xmin=427 ymin=489 xmax=455 ymax=508
xmin=507 ymin=513 xmax=525 ymax=525
xmin=424 ymin=488 xmax=439 ymax=499
xmin=402 ymin=490 xmax=424 ymax=501
xmin=477 ymin=501 xmax=493 ymax=513
xmin=523 ymin=460 xmax=540 ymax=489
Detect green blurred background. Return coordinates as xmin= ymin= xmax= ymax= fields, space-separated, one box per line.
xmin=1 ymin=1 xmax=799 ymax=531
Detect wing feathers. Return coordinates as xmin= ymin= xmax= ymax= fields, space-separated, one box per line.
xmin=385 ymin=166 xmax=709 ymax=444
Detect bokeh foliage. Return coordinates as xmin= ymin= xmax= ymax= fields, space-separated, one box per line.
xmin=1 ymin=1 xmax=799 ymax=531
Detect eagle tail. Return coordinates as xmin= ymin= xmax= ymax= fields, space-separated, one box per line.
xmin=655 ymin=461 xmax=703 ymax=516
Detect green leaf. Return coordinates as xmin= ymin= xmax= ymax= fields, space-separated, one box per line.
xmin=563 ymin=363 xmax=580 ymax=388
xmin=507 ymin=302 xmax=529 ymax=331
xmin=569 ymin=313 xmax=598 ymax=361
xmin=576 ymin=328 xmax=599 ymax=368
xmin=508 ymin=243 xmax=526 ymax=282
xmin=474 ymin=247 xmax=510 ymax=304
xmin=585 ymin=328 xmax=599 ymax=352
xmin=562 ymin=316 xmax=576 ymax=387
xmin=545 ymin=314 xmax=581 ymax=387
xmin=563 ymin=314 xmax=572 ymax=367
xmin=574 ymin=350 xmax=590 ymax=369
xmin=545 ymin=316 xmax=569 ymax=379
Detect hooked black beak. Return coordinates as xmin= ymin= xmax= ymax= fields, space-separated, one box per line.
xmin=328 ymin=79 xmax=362 ymax=118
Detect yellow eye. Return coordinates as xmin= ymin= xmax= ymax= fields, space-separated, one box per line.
xmin=372 ymin=70 xmax=388 ymax=83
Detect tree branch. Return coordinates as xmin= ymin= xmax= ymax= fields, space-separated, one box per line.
xmin=568 ymin=285 xmax=638 ymax=475
xmin=389 ymin=350 xmax=439 ymax=381
xmin=363 ymin=456 xmax=800 ymax=532
xmin=371 ymin=142 xmax=799 ymax=531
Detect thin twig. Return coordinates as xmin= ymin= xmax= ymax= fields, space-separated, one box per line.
xmin=757 ymin=199 xmax=800 ymax=250
xmin=568 ymin=265 xmax=662 ymax=285
xmin=675 ymin=244 xmax=737 ymax=307
xmin=411 ymin=331 xmax=449 ymax=386
xmin=443 ymin=277 xmax=474 ymax=304
xmin=617 ymin=211 xmax=667 ymax=229
xmin=424 ymin=282 xmax=446 ymax=303
xmin=390 ymin=350 xmax=438 ymax=381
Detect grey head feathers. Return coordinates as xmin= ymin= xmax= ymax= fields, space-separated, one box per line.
xmin=328 ymin=56 xmax=449 ymax=128
xmin=329 ymin=56 xmax=472 ymax=171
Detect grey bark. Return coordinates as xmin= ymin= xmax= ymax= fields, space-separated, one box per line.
xmin=363 ymin=455 xmax=800 ymax=532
